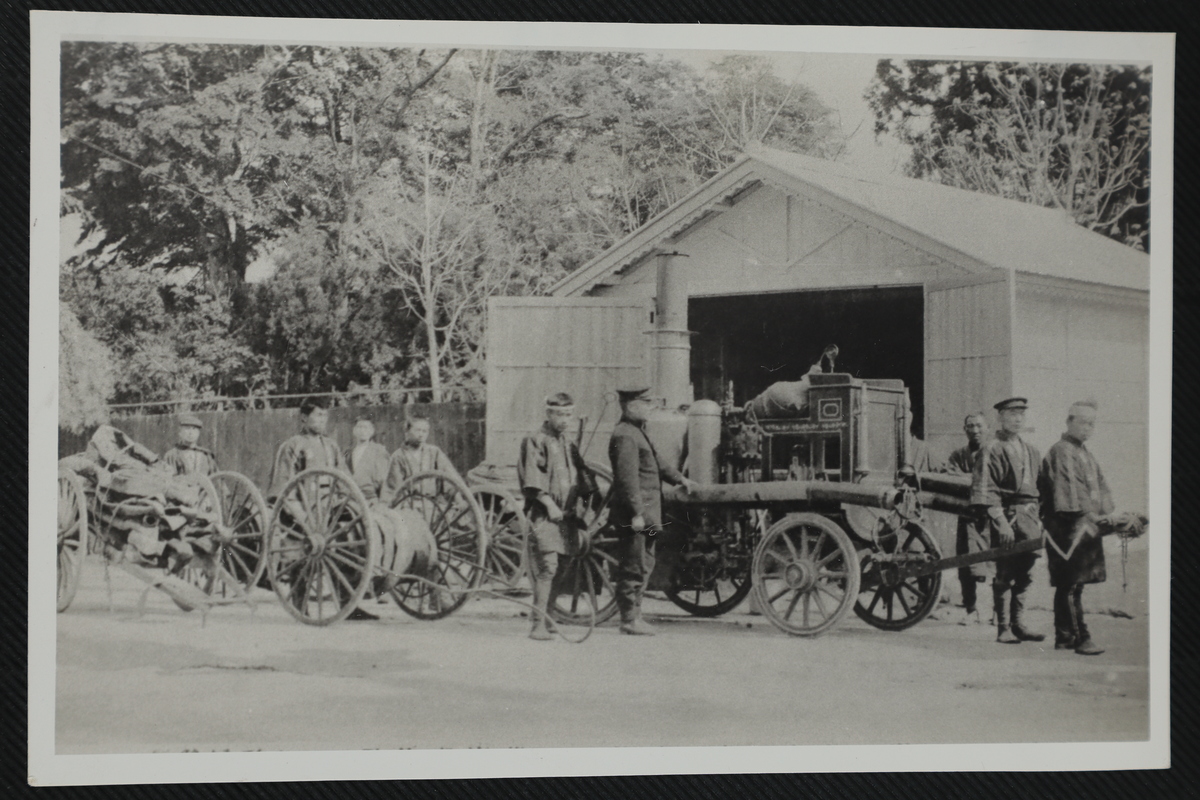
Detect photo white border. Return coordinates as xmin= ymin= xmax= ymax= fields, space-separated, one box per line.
xmin=29 ymin=11 xmax=1174 ymax=786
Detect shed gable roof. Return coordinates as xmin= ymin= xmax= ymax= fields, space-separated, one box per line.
xmin=551 ymin=145 xmax=1149 ymax=296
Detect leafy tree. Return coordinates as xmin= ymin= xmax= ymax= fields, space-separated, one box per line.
xmin=59 ymin=304 xmax=116 ymax=433
xmin=60 ymin=44 xmax=847 ymax=406
xmin=866 ymin=60 xmax=1151 ymax=250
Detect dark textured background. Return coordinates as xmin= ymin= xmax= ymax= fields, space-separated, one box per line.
xmin=9 ymin=0 xmax=1196 ymax=796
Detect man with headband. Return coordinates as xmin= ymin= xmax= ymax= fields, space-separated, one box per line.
xmin=1038 ymin=400 xmax=1114 ymax=655
xmin=517 ymin=392 xmax=598 ymax=640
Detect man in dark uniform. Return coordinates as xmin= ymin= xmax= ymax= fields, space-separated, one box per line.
xmin=267 ymin=397 xmax=344 ymax=497
xmin=944 ymin=412 xmax=992 ymax=626
xmin=1038 ymin=401 xmax=1114 ymax=656
xmin=159 ymin=413 xmax=217 ymax=477
xmin=607 ymin=385 xmax=696 ymax=635
xmin=268 ymin=398 xmax=377 ymax=621
xmin=518 ymin=392 xmax=597 ymax=640
xmin=970 ymin=397 xmax=1046 ymax=644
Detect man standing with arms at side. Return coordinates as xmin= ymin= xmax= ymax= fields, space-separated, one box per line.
xmin=1038 ymin=401 xmax=1114 ymax=656
xmin=159 ymin=413 xmax=217 ymax=477
xmin=970 ymin=397 xmax=1046 ymax=644
xmin=944 ymin=412 xmax=992 ymax=626
xmin=608 ymin=386 xmax=696 ymax=636
xmin=518 ymin=392 xmax=598 ymax=640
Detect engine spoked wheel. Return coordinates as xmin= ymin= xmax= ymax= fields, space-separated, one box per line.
xmin=854 ymin=520 xmax=942 ymax=631
xmin=664 ymin=508 xmax=758 ymax=618
xmin=751 ymin=512 xmax=861 ymax=637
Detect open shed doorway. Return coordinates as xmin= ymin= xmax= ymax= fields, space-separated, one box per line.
xmin=689 ymin=286 xmax=926 ymax=434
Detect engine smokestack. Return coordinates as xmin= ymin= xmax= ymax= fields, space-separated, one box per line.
xmin=653 ymin=251 xmax=692 ymax=409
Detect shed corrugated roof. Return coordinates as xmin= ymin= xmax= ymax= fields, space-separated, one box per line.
xmin=552 ymin=145 xmax=1149 ymax=295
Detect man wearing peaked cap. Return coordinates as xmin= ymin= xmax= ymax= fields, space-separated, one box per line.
xmin=970 ymin=394 xmax=1046 ymax=644
xmin=159 ymin=413 xmax=218 ymax=477
xmin=993 ymin=397 xmax=1029 ymax=412
xmin=607 ymin=383 xmax=696 ymax=635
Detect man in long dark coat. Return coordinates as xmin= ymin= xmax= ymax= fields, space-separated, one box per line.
xmin=970 ymin=397 xmax=1046 ymax=644
xmin=1038 ymin=401 xmax=1114 ymax=656
xmin=607 ymin=386 xmax=696 ymax=635
xmin=944 ymin=412 xmax=992 ymax=625
xmin=517 ymin=392 xmax=598 ymax=640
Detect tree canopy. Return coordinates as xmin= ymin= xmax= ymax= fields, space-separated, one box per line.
xmin=61 ymin=44 xmax=842 ymax=406
xmin=866 ymin=60 xmax=1151 ymax=251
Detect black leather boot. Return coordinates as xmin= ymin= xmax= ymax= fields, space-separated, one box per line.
xmin=1010 ymin=591 xmax=1045 ymax=642
xmin=994 ymin=585 xmax=1018 ymax=643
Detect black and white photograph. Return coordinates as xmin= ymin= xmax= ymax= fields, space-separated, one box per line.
xmin=29 ymin=12 xmax=1173 ymax=784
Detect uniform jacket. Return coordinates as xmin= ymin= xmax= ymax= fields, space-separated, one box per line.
xmin=517 ymin=422 xmax=597 ymax=521
xmin=608 ymin=417 xmax=685 ymax=529
xmin=268 ymin=431 xmax=344 ymax=498
xmin=160 ymin=442 xmax=217 ymax=477
xmin=383 ymin=443 xmax=461 ymax=503
xmin=944 ymin=443 xmax=982 ymax=476
xmin=1038 ymin=434 xmax=1114 ymax=517
xmin=345 ymin=441 xmax=392 ymax=502
xmin=1038 ymin=434 xmax=1114 ymax=586
xmin=970 ymin=433 xmax=1041 ymax=508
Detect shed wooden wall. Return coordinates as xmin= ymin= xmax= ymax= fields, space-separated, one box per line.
xmin=485 ymin=297 xmax=650 ymax=467
xmin=923 ymin=274 xmax=1014 ymax=464
xmin=1012 ymin=279 xmax=1149 ymax=510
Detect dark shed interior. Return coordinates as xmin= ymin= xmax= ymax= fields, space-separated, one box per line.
xmin=689 ymin=287 xmax=925 ymax=434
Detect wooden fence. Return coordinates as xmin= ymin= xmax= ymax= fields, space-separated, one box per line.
xmin=58 ymin=403 xmax=486 ymax=491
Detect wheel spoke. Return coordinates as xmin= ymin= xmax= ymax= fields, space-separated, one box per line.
xmin=782 ymin=531 xmax=799 ymax=560
xmin=802 ymin=592 xmax=811 ymax=627
xmin=783 ymin=588 xmax=802 ymax=620
xmin=325 ymin=556 xmax=358 ymax=599
xmin=817 ymin=548 xmax=843 ymax=568
xmin=768 ymin=584 xmax=791 ymax=604
xmin=866 ymin=586 xmax=885 ymax=614
xmin=810 ymin=530 xmax=827 ymax=562
xmin=811 ymin=586 xmax=831 ymax=619
xmin=895 ymin=587 xmax=912 ymax=616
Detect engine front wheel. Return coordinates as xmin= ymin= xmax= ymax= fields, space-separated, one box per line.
xmin=750 ymin=513 xmax=861 ymax=637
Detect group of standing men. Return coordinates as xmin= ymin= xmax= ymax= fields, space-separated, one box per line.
xmin=517 ymin=385 xmax=696 ymax=640
xmin=158 ymin=391 xmax=1120 ymax=650
xmin=946 ymin=396 xmax=1115 ymax=656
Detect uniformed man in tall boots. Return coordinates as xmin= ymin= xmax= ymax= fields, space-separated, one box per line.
xmin=159 ymin=414 xmax=217 ymax=477
xmin=1038 ymin=401 xmax=1114 ymax=656
xmin=970 ymin=397 xmax=1047 ymax=644
xmin=518 ymin=392 xmax=597 ymax=641
xmin=607 ymin=386 xmax=696 ymax=635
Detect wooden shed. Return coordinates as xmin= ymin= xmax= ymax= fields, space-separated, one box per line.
xmin=486 ymin=146 xmax=1149 ymax=508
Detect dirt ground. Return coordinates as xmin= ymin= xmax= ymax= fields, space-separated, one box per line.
xmin=55 ymin=537 xmax=1150 ymax=754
